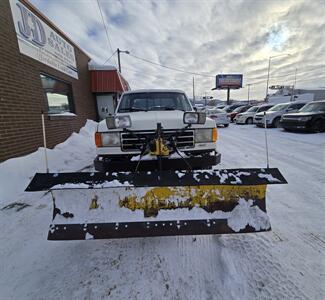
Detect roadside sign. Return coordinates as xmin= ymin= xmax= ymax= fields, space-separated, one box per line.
xmin=214 ymin=74 xmax=243 ymax=90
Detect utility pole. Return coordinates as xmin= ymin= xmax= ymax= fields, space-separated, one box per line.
xmin=116 ymin=48 xmax=130 ymax=73
xmin=192 ymin=76 xmax=195 ymax=104
xmin=117 ymin=48 xmax=121 ymax=73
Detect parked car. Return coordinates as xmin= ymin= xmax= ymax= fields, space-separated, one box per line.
xmin=254 ymin=101 xmax=309 ymax=128
xmin=228 ymin=105 xmax=252 ymax=122
xmin=194 ymin=104 xmax=205 ymax=111
xmin=280 ymin=100 xmax=325 ymax=132
xmin=222 ymin=103 xmax=246 ymax=113
xmin=206 ymin=108 xmax=230 ymax=127
xmin=235 ymin=104 xmax=273 ymax=124
xmin=216 ymin=104 xmax=226 ymax=109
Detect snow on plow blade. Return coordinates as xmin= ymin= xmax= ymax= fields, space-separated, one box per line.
xmin=25 ymin=168 xmax=287 ymax=240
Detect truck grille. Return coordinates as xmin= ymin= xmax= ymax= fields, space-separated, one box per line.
xmin=121 ymin=130 xmax=194 ymax=152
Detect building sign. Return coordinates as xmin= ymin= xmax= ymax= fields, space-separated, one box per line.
xmin=9 ymin=0 xmax=78 ymax=79
xmin=215 ymin=74 xmax=243 ymax=89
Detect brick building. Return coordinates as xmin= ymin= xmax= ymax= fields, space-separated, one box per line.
xmin=0 ymin=0 xmax=129 ymax=162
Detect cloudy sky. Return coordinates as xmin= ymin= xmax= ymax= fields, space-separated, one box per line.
xmin=31 ymin=0 xmax=325 ymax=100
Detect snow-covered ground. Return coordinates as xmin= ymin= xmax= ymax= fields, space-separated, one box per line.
xmin=0 ymin=122 xmax=324 ymax=300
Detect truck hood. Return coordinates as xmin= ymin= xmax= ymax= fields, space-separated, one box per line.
xmin=98 ymin=111 xmax=215 ymax=131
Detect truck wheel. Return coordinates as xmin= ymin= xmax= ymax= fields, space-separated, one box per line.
xmin=311 ymin=119 xmax=323 ymax=133
xmin=246 ymin=118 xmax=253 ymax=124
xmin=224 ymin=124 xmax=229 ymax=127
xmin=273 ymin=117 xmax=281 ymax=128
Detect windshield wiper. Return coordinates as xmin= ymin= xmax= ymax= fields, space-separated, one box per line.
xmin=151 ymin=106 xmax=183 ymax=111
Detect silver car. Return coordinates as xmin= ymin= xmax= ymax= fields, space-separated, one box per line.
xmin=254 ymin=101 xmax=309 ymax=128
xmin=235 ymin=104 xmax=273 ymax=124
xmin=206 ymin=108 xmax=230 ymax=127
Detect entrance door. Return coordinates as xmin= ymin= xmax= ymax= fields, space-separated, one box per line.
xmin=97 ymin=94 xmax=115 ymax=120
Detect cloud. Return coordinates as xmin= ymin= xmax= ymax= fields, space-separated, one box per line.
xmin=30 ymin=0 xmax=325 ymax=100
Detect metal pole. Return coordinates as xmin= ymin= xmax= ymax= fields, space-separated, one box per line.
xmin=290 ymin=68 xmax=298 ymax=101
xmin=265 ymin=57 xmax=271 ymax=101
xmin=263 ymin=111 xmax=270 ymax=168
xmin=41 ymin=111 xmax=49 ymax=173
xmin=247 ymin=84 xmax=251 ymax=104
xmin=192 ymin=76 xmax=195 ymax=103
xmin=205 ymin=92 xmax=207 ymax=107
xmin=117 ymin=48 xmax=121 ymax=73
xmin=227 ymin=87 xmax=230 ymax=105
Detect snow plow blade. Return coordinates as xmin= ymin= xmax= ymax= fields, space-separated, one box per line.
xmin=25 ymin=168 xmax=287 ymax=240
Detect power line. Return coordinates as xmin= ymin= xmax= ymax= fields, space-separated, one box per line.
xmin=103 ymin=50 xmax=117 ymax=65
xmin=96 ymin=0 xmax=117 ymax=66
xmin=122 ymin=65 xmax=195 ymax=84
xmin=128 ymin=53 xmax=215 ymax=78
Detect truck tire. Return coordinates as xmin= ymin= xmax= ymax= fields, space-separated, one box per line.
xmin=246 ymin=117 xmax=253 ymax=124
xmin=224 ymin=124 xmax=229 ymax=127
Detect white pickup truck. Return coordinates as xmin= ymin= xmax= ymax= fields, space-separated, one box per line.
xmin=94 ymin=89 xmax=221 ymax=171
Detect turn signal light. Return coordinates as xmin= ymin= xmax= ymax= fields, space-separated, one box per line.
xmin=212 ymin=127 xmax=218 ymax=142
xmin=95 ymin=132 xmax=102 ymax=147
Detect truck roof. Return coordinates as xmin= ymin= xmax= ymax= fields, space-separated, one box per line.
xmin=123 ymin=89 xmax=186 ymax=94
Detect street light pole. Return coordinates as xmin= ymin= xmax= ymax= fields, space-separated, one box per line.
xmin=265 ymin=57 xmax=271 ymax=101
xmin=192 ymin=76 xmax=195 ymax=103
xmin=117 ymin=48 xmax=121 ymax=73
xmin=265 ymin=53 xmax=291 ymax=101
xmin=247 ymin=83 xmax=251 ymax=104
xmin=290 ymin=68 xmax=298 ymax=101
xmin=116 ymin=48 xmax=130 ymax=73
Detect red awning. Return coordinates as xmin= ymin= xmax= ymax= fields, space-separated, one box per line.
xmin=90 ymin=69 xmax=130 ymax=93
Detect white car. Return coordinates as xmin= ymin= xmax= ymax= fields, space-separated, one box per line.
xmin=235 ymin=104 xmax=273 ymax=124
xmin=254 ymin=101 xmax=309 ymax=128
xmin=94 ymin=89 xmax=221 ymax=171
xmin=206 ymin=108 xmax=230 ymax=127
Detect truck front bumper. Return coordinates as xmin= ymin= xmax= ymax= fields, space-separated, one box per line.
xmin=94 ymin=152 xmax=221 ymax=172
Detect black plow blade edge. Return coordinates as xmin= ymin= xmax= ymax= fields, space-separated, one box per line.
xmin=48 ymin=219 xmax=271 ymax=240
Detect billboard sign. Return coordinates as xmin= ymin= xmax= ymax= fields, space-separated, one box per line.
xmin=215 ymin=74 xmax=243 ymax=89
xmin=9 ymin=0 xmax=78 ymax=79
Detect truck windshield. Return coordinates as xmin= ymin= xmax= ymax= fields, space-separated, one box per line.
xmin=118 ymin=92 xmax=192 ymax=112
xmin=299 ymin=102 xmax=325 ymax=112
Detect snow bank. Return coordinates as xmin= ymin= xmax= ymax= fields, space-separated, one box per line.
xmin=0 ymin=120 xmax=98 ymax=206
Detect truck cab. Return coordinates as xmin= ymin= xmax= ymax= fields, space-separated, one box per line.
xmin=94 ymin=89 xmax=220 ymax=171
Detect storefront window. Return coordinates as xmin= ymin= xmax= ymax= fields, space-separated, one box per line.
xmin=40 ymin=74 xmax=74 ymax=114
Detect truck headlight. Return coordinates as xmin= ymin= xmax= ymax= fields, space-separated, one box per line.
xmin=106 ymin=115 xmax=132 ymax=129
xmin=101 ymin=132 xmax=120 ymax=147
xmin=184 ymin=112 xmax=206 ymax=124
xmin=195 ymin=128 xmax=217 ymax=143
